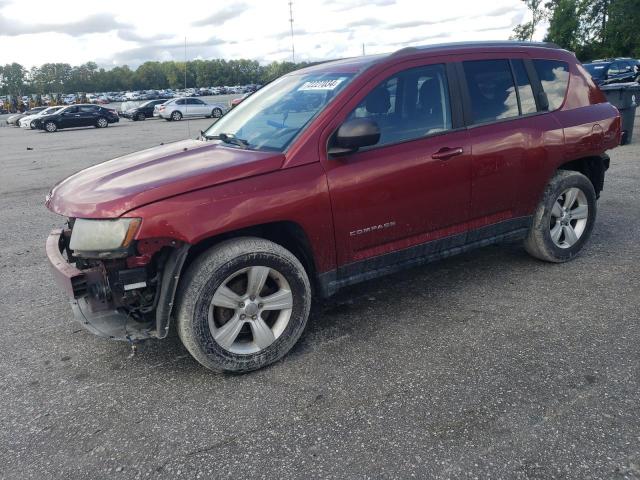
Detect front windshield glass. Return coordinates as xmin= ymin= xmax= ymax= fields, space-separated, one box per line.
xmin=204 ymin=71 xmax=354 ymax=151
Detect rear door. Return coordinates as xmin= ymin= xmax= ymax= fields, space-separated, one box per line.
xmin=77 ymin=105 xmax=98 ymax=126
xmin=190 ymin=98 xmax=209 ymax=117
xmin=459 ymin=57 xmax=555 ymax=225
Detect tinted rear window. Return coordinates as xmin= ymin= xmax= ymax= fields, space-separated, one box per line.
xmin=462 ymin=59 xmax=519 ymax=124
xmin=533 ymin=59 xmax=569 ymax=111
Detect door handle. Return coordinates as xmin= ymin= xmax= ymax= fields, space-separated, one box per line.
xmin=431 ymin=147 xmax=463 ymax=160
xmin=74 ymin=114 xmax=80 ymax=117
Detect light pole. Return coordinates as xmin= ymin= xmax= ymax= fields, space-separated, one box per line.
xmin=289 ymin=1 xmax=295 ymax=63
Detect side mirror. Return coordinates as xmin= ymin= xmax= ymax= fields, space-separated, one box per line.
xmin=328 ymin=118 xmax=381 ymax=156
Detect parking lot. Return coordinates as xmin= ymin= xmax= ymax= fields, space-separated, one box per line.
xmin=0 ymin=113 xmax=639 ymax=479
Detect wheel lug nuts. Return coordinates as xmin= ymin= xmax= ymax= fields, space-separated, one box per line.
xmin=240 ymin=314 xmax=246 ymax=320
xmin=250 ymin=296 xmax=255 ymax=301
xmin=251 ymin=315 xmax=257 ymax=320
xmin=258 ymin=303 xmax=263 ymax=308
xmin=239 ymin=302 xmax=245 ymax=308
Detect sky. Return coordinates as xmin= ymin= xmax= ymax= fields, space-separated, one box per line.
xmin=0 ymin=0 xmax=548 ymax=69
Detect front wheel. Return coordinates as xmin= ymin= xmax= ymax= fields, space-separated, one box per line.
xmin=176 ymin=237 xmax=311 ymax=373
xmin=137 ymin=113 xmax=146 ymax=121
xmin=212 ymin=108 xmax=223 ymax=118
xmin=96 ymin=117 xmax=108 ymax=128
xmin=171 ymin=111 xmax=182 ymax=121
xmin=524 ymin=170 xmax=597 ymax=263
xmin=44 ymin=121 xmax=57 ymax=132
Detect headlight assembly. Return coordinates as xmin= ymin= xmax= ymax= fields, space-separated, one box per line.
xmin=69 ymin=218 xmax=141 ymax=254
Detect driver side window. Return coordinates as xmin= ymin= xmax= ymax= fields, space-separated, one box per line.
xmin=348 ymin=64 xmax=452 ymax=147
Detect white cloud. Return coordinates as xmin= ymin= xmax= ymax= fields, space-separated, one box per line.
xmin=0 ymin=0 xmax=538 ymax=68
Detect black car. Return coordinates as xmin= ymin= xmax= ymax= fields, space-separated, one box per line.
xmin=583 ymin=58 xmax=640 ymax=86
xmin=120 ymin=99 xmax=168 ymax=121
xmin=35 ymin=104 xmax=119 ymax=132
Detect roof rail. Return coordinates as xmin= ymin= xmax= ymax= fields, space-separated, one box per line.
xmin=391 ymin=40 xmax=563 ymax=57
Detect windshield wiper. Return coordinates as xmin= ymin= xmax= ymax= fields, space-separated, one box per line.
xmin=203 ymin=132 xmax=250 ymax=149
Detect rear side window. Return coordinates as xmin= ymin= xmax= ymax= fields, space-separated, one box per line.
xmin=533 ymin=60 xmax=569 ymax=111
xmin=462 ymin=59 xmax=519 ymax=124
xmin=511 ymin=60 xmax=537 ymax=114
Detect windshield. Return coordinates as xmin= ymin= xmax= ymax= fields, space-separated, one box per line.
xmin=204 ymin=72 xmax=354 ymax=151
xmin=583 ymin=63 xmax=607 ymax=79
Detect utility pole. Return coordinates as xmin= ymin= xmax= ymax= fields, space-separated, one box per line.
xmin=288 ymin=1 xmax=295 ymax=63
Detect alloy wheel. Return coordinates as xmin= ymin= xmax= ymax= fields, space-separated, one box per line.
xmin=208 ymin=266 xmax=293 ymax=355
xmin=549 ymin=187 xmax=589 ymax=249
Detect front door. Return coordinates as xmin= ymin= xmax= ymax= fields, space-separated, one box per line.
xmin=321 ymin=61 xmax=472 ymax=269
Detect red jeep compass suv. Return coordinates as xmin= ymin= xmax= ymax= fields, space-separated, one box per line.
xmin=45 ymin=42 xmax=620 ymax=372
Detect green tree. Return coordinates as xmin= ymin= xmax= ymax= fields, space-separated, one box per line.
xmin=544 ymin=0 xmax=580 ymax=50
xmin=0 ymin=62 xmax=27 ymax=96
xmin=511 ymin=0 xmax=549 ymax=41
xmin=604 ymin=0 xmax=640 ymax=57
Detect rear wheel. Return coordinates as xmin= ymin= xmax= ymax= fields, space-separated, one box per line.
xmin=212 ymin=107 xmax=223 ymax=118
xmin=176 ymin=237 xmax=311 ymax=373
xmin=137 ymin=112 xmax=146 ymax=121
xmin=96 ymin=117 xmax=108 ymax=128
xmin=44 ymin=121 xmax=57 ymax=133
xmin=524 ymin=170 xmax=596 ymax=262
xmin=171 ymin=111 xmax=182 ymax=121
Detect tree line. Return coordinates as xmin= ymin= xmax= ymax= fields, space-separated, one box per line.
xmin=513 ymin=0 xmax=640 ymax=60
xmin=0 ymin=59 xmax=315 ymax=97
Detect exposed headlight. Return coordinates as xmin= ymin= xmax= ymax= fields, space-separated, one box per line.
xmin=69 ymin=218 xmax=141 ymax=253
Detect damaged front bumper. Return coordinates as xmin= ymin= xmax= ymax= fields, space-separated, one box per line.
xmin=46 ymin=228 xmax=189 ymax=342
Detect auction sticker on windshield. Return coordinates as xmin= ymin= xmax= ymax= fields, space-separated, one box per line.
xmin=298 ymin=78 xmax=346 ymax=91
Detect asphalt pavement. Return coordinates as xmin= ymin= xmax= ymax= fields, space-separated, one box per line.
xmin=0 ymin=112 xmax=638 ymax=479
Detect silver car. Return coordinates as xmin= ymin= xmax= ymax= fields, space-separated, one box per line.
xmin=155 ymin=97 xmax=228 ymax=121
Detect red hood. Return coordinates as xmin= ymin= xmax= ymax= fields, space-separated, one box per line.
xmin=45 ymin=139 xmax=285 ymax=218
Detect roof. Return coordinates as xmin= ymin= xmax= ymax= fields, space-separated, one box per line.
xmin=292 ymin=40 xmax=566 ymax=75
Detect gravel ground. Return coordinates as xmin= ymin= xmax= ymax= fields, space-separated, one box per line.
xmin=0 ymin=112 xmax=638 ymax=480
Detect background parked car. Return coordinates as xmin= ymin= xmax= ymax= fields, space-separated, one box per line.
xmin=154 ymin=97 xmax=229 ymax=121
xmin=36 ymin=104 xmax=119 ymax=132
xmin=583 ymin=58 xmax=640 ymax=85
xmin=7 ymin=107 xmax=46 ymax=126
xmin=230 ymin=92 xmax=251 ymax=108
xmin=120 ymin=99 xmax=168 ymax=121
xmin=19 ymin=106 xmax=64 ymax=129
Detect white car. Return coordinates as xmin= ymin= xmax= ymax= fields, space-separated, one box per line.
xmin=154 ymin=97 xmax=229 ymax=121
xmin=19 ymin=106 xmax=64 ymax=129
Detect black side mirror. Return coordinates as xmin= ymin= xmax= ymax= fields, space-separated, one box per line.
xmin=328 ymin=118 xmax=381 ymax=156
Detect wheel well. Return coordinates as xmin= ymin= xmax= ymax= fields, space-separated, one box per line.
xmin=184 ymin=221 xmax=319 ymax=292
xmin=558 ymin=155 xmax=609 ymax=198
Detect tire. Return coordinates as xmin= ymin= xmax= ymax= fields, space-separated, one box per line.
xmin=137 ymin=113 xmax=146 ymax=121
xmin=524 ymin=170 xmax=597 ymax=263
xmin=171 ymin=111 xmax=182 ymax=121
xmin=44 ymin=121 xmax=57 ymax=133
xmin=176 ymin=237 xmax=311 ymax=373
xmin=212 ymin=108 xmax=223 ymax=118
xmin=96 ymin=117 xmax=108 ymax=128
xmin=30 ymin=121 xmax=36 ymax=129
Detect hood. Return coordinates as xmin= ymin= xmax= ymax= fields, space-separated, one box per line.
xmin=46 ymin=139 xmax=285 ymax=218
